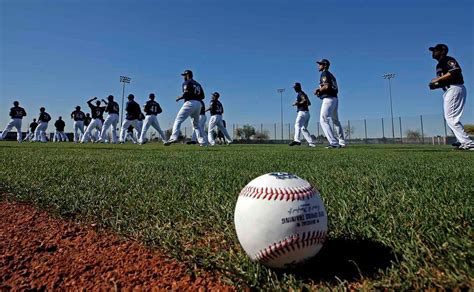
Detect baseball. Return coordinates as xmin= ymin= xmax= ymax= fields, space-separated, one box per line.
xmin=234 ymin=172 xmax=328 ymax=269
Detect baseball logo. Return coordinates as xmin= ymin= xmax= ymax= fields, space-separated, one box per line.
xmin=234 ymin=173 xmax=328 ymax=268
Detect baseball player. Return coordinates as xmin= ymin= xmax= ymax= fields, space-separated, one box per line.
xmin=81 ymin=97 xmax=105 ymax=143
xmin=138 ymin=93 xmax=167 ymax=144
xmin=0 ymin=101 xmax=27 ymax=143
xmin=187 ymin=100 xmax=208 ymax=145
xmin=23 ymin=118 xmax=38 ymax=142
xmin=314 ymin=59 xmax=346 ymax=149
xmin=53 ymin=116 xmax=68 ymax=142
xmin=216 ymin=119 xmax=227 ymax=144
xmin=70 ymin=106 xmax=85 ymax=143
xmin=34 ymin=107 xmax=51 ymax=142
xmin=428 ymin=44 xmax=473 ymax=150
xmin=119 ymin=94 xmax=141 ymax=143
xmin=125 ymin=125 xmax=137 ymax=144
xmin=206 ymin=92 xmax=233 ymax=145
xmin=99 ymin=95 xmax=120 ymax=143
xmin=165 ymin=70 xmax=206 ymax=146
xmin=289 ymin=82 xmax=316 ymax=147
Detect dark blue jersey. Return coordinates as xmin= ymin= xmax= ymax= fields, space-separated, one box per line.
xmin=71 ymin=110 xmax=85 ymax=121
xmin=144 ymin=100 xmax=162 ymax=115
xmin=138 ymin=112 xmax=145 ymax=121
xmin=29 ymin=121 xmax=38 ymax=131
xmin=38 ymin=112 xmax=51 ymax=123
xmin=125 ymin=100 xmax=141 ymax=120
xmin=209 ymin=100 xmax=224 ymax=116
xmin=296 ymin=91 xmax=310 ymax=112
xmin=199 ymin=100 xmax=205 ymax=115
xmin=182 ymin=79 xmax=205 ymax=101
xmin=436 ymin=56 xmax=464 ymax=87
xmin=106 ymin=101 xmax=120 ymax=114
xmin=9 ymin=106 xmax=27 ymax=119
xmin=319 ymin=71 xmax=338 ymax=98
xmin=89 ymin=104 xmax=106 ymax=119
xmin=84 ymin=116 xmax=91 ymax=126
xmin=54 ymin=120 xmax=65 ymax=131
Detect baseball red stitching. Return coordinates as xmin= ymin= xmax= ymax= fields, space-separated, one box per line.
xmin=239 ymin=185 xmax=317 ymax=201
xmin=255 ymin=230 xmax=327 ymax=263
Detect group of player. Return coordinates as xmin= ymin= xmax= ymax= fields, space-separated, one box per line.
xmin=0 ymin=69 xmax=234 ymax=146
xmin=1 ymin=44 xmax=473 ymax=150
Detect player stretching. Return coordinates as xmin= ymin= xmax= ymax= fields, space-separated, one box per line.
xmin=0 ymin=101 xmax=27 ymax=143
xmin=187 ymin=100 xmax=208 ymax=145
xmin=289 ymin=82 xmax=315 ymax=147
xmin=314 ymin=59 xmax=345 ymax=149
xmin=119 ymin=94 xmax=141 ymax=143
xmin=81 ymin=97 xmax=105 ymax=143
xmin=34 ymin=107 xmax=51 ymax=142
xmin=207 ymin=92 xmax=232 ymax=145
xmin=165 ymin=70 xmax=206 ymax=146
xmin=53 ymin=116 xmax=68 ymax=142
xmin=71 ymin=106 xmax=85 ymax=143
xmin=428 ymin=44 xmax=473 ymax=151
xmin=24 ymin=119 xmax=38 ymax=142
xmin=139 ymin=93 xmax=167 ymax=144
xmin=99 ymin=95 xmax=120 ymax=144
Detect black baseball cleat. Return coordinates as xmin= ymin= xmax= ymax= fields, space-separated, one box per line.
xmin=325 ymin=144 xmax=341 ymax=149
xmin=457 ymin=144 xmax=474 ymax=151
xmin=451 ymin=141 xmax=461 ymax=147
xmin=289 ymin=141 xmax=301 ymax=146
xmin=186 ymin=141 xmax=197 ymax=145
xmin=164 ymin=139 xmax=177 ymax=146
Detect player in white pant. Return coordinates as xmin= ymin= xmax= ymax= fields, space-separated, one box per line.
xmin=187 ymin=100 xmax=208 ymax=145
xmin=206 ymin=92 xmax=233 ymax=145
xmin=314 ymin=59 xmax=345 ymax=149
xmin=289 ymin=83 xmax=315 ymax=147
xmin=23 ymin=119 xmax=38 ymax=142
xmin=428 ymin=44 xmax=473 ymax=150
xmin=81 ymin=97 xmax=105 ymax=143
xmin=70 ymin=106 xmax=85 ymax=143
xmin=53 ymin=116 xmax=68 ymax=142
xmin=139 ymin=93 xmax=167 ymax=144
xmin=99 ymin=95 xmax=120 ymax=144
xmin=34 ymin=107 xmax=51 ymax=142
xmin=0 ymin=101 xmax=27 ymax=143
xmin=119 ymin=94 xmax=142 ymax=143
xmin=165 ymin=70 xmax=206 ymax=146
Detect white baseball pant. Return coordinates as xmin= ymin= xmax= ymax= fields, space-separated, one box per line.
xmin=34 ymin=122 xmax=49 ymax=142
xmin=24 ymin=130 xmax=34 ymax=141
xmin=208 ymin=115 xmax=232 ymax=145
xmin=170 ymin=100 xmax=205 ymax=144
xmin=73 ymin=121 xmax=85 ymax=143
xmin=294 ymin=111 xmax=314 ymax=144
xmin=320 ymin=97 xmax=345 ymax=146
xmin=443 ymin=85 xmax=473 ymax=146
xmin=139 ymin=115 xmax=167 ymax=143
xmin=119 ymin=119 xmax=140 ymax=143
xmin=191 ymin=114 xmax=208 ymax=143
xmin=0 ymin=118 xmax=22 ymax=142
xmin=100 ymin=113 xmax=119 ymax=143
xmin=53 ymin=131 xmax=69 ymax=142
xmin=81 ymin=118 xmax=103 ymax=143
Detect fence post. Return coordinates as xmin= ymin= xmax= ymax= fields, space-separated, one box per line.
xmin=347 ymin=120 xmax=351 ymax=140
xmin=184 ymin=127 xmax=187 ymax=138
xmin=399 ymin=116 xmax=403 ymax=144
xmin=288 ymin=123 xmax=291 ymax=140
xmin=382 ymin=118 xmax=385 ymax=138
xmin=364 ymin=119 xmax=367 ymax=142
xmin=260 ymin=123 xmax=263 ymax=135
xmin=317 ymin=122 xmax=320 ymax=137
xmin=420 ymin=115 xmax=424 ymax=144
xmin=443 ymin=118 xmax=447 ymax=138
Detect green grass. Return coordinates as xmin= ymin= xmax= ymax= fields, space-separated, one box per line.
xmin=0 ymin=142 xmax=473 ymax=289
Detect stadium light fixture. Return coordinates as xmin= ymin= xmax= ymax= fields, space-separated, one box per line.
xmin=382 ymin=73 xmax=396 ymax=141
xmin=120 ymin=76 xmax=132 ymax=126
xmin=277 ymin=88 xmax=285 ymax=141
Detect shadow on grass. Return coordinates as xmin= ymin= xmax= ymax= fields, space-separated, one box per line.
xmin=281 ymin=237 xmax=399 ymax=283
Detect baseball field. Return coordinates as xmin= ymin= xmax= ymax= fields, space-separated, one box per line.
xmin=0 ymin=142 xmax=472 ymax=289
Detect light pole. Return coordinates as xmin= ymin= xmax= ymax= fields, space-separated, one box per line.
xmin=119 ymin=76 xmax=131 ymax=126
xmin=382 ymin=73 xmax=396 ymax=141
xmin=277 ymin=88 xmax=285 ymax=141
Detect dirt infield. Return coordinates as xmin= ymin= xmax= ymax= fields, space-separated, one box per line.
xmin=0 ymin=200 xmax=233 ymax=290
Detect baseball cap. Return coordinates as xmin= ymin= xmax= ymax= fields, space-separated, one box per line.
xmin=212 ymin=92 xmax=220 ymax=98
xmin=293 ymin=82 xmax=301 ymax=88
xmin=128 ymin=94 xmax=135 ymax=99
xmin=429 ymin=44 xmax=448 ymax=53
xmin=149 ymin=93 xmax=155 ymax=98
xmin=181 ymin=70 xmax=193 ymax=76
xmin=316 ymin=59 xmax=330 ymax=66
xmin=75 ymin=105 xmax=81 ymax=109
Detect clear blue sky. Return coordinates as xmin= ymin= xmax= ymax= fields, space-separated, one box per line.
xmin=1 ymin=0 xmax=473 ymax=132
